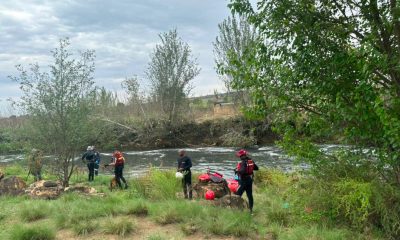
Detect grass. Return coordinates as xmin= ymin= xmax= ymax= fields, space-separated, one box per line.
xmin=19 ymin=201 xmax=50 ymax=222
xmin=103 ymin=217 xmax=136 ymax=236
xmin=0 ymin=166 xmax=387 ymax=239
xmin=10 ymin=224 xmax=55 ymax=240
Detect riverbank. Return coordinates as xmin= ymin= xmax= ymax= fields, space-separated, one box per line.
xmin=0 ymin=165 xmax=385 ymax=240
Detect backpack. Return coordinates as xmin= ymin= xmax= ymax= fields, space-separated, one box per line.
xmin=236 ymin=159 xmax=255 ymax=175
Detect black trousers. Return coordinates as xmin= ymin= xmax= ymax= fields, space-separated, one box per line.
xmin=182 ymin=171 xmax=192 ymax=199
xmin=236 ymin=177 xmax=253 ymax=211
xmin=115 ymin=165 xmax=127 ymax=188
xmin=87 ymin=162 xmax=95 ymax=181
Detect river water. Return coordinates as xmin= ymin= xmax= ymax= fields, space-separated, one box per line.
xmin=0 ymin=145 xmax=345 ymax=179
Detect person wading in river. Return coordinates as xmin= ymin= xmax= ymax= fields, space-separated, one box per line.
xmin=235 ymin=149 xmax=259 ymax=214
xmin=177 ymin=149 xmax=193 ymax=199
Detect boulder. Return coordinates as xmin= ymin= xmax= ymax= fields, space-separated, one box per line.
xmin=213 ymin=195 xmax=248 ymax=210
xmin=0 ymin=176 xmax=27 ymax=196
xmin=193 ymin=181 xmax=230 ymax=199
xmin=26 ymin=180 xmax=63 ymax=200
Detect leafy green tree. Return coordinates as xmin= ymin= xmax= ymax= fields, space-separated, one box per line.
xmin=146 ymin=29 xmax=200 ymax=125
xmin=11 ymin=38 xmax=96 ymax=186
xmin=213 ymin=14 xmax=258 ymax=103
xmin=227 ymin=0 xmax=400 ymax=185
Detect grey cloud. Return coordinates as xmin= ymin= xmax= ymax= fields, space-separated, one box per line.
xmin=0 ymin=0 xmax=234 ymax=108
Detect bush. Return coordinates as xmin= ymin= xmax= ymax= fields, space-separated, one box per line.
xmin=10 ymin=224 xmax=55 ymax=240
xmin=219 ymin=130 xmax=256 ymax=147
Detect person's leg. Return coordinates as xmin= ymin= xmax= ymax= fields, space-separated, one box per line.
xmin=120 ymin=167 xmax=128 ymax=189
xmin=245 ymin=179 xmax=253 ymax=212
xmin=89 ymin=163 xmax=95 ymax=181
xmin=182 ymin=178 xmax=188 ymax=198
xmin=87 ymin=163 xmax=91 ymax=181
xmin=115 ymin=167 xmax=123 ymax=188
xmin=235 ymin=179 xmax=245 ymax=196
xmin=186 ymin=172 xmax=192 ymax=199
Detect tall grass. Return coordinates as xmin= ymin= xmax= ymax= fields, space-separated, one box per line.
xmin=103 ymin=217 xmax=136 ymax=236
xmin=10 ymin=224 xmax=55 ymax=240
xmin=19 ymin=201 xmax=50 ymax=222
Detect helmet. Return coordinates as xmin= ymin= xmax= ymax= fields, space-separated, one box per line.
xmin=113 ymin=151 xmax=122 ymax=158
xmin=236 ymin=149 xmax=247 ymax=157
xmin=87 ymin=146 xmax=93 ymax=151
xmin=175 ymin=172 xmax=183 ymax=179
xmin=205 ymin=190 xmax=215 ymax=200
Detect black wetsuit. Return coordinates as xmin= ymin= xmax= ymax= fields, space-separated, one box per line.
xmin=82 ymin=150 xmax=95 ymax=181
xmin=235 ymin=156 xmax=259 ymax=212
xmin=177 ymin=155 xmax=192 ymax=199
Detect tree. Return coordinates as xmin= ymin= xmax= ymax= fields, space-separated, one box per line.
xmin=227 ymin=0 xmax=400 ymax=185
xmin=121 ymin=76 xmax=140 ymax=105
xmin=11 ymin=38 xmax=96 ymax=187
xmin=146 ymin=29 xmax=200 ymax=124
xmin=213 ymin=14 xmax=258 ymax=97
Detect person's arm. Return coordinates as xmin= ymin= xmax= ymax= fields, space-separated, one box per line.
xmin=254 ymin=162 xmax=259 ymax=171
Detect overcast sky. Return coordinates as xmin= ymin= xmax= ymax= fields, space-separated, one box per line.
xmin=0 ymin=0 xmax=242 ymax=116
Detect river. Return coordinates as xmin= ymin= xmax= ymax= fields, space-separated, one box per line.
xmin=0 ymin=145 xmax=344 ymax=179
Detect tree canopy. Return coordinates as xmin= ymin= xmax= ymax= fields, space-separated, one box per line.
xmin=227 ymin=0 xmax=400 ymax=185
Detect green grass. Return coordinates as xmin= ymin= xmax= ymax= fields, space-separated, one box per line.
xmin=19 ymin=201 xmax=50 ymax=222
xmin=0 ymin=166 xmax=388 ymax=240
xmin=103 ymin=217 xmax=136 ymax=236
xmin=10 ymin=224 xmax=55 ymax=240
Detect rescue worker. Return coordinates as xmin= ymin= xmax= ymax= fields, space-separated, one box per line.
xmin=93 ymin=146 xmax=101 ymax=176
xmin=177 ymin=149 xmax=192 ymax=199
xmin=107 ymin=150 xmax=128 ymax=189
xmin=82 ymin=146 xmax=96 ymax=181
xmin=235 ymin=149 xmax=259 ymax=214
xmin=28 ymin=148 xmax=43 ymax=181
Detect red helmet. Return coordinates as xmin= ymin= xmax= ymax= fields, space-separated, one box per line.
xmin=236 ymin=149 xmax=247 ymax=157
xmin=205 ymin=190 xmax=215 ymax=200
xmin=113 ymin=151 xmax=122 ymax=158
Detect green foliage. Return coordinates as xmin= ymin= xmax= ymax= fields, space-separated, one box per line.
xmin=103 ymin=217 xmax=136 ymax=236
xmin=332 ymin=180 xmax=373 ymax=228
xmin=10 ymin=38 xmax=97 ymax=187
xmin=131 ymin=168 xmax=180 ymax=200
xmin=19 ymin=202 xmax=50 ymax=222
xmin=227 ymin=0 xmax=400 ymax=186
xmin=10 ymin=224 xmax=55 ymax=240
xmin=147 ymin=29 xmax=200 ymax=124
xmin=125 ymin=200 xmax=149 ymax=216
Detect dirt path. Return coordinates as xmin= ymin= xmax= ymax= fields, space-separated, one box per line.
xmin=56 ymin=216 xmax=238 ymax=240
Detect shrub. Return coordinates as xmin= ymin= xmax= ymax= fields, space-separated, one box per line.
xmin=10 ymin=224 xmax=55 ymax=240
xmin=219 ymin=130 xmax=256 ymax=147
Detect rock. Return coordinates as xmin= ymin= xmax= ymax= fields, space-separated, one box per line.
xmin=213 ymin=195 xmax=248 ymax=210
xmin=64 ymin=185 xmax=96 ymax=194
xmin=26 ymin=180 xmax=63 ymax=200
xmin=193 ymin=181 xmax=229 ymax=199
xmin=0 ymin=176 xmax=27 ymax=196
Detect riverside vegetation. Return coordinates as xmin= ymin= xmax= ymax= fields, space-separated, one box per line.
xmin=0 ymin=164 xmax=389 ymax=240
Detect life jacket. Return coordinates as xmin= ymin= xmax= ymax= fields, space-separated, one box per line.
xmin=114 ymin=151 xmax=124 ymax=166
xmin=236 ymin=159 xmax=255 ymax=176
